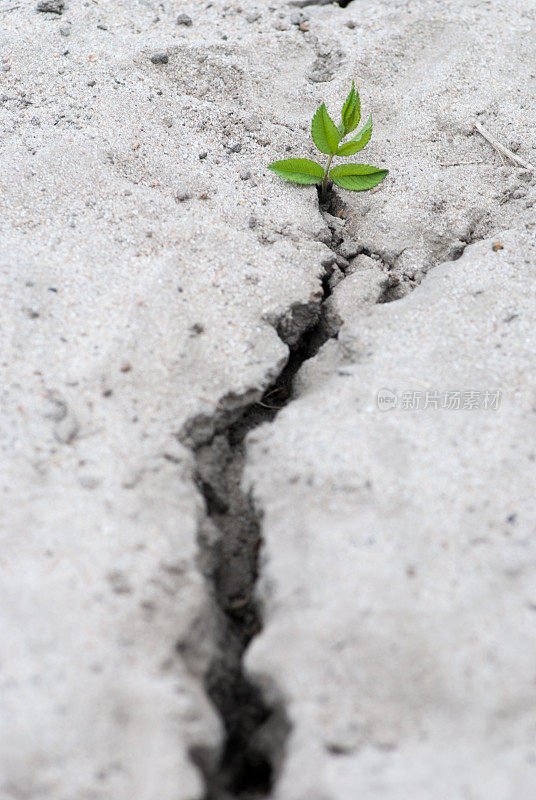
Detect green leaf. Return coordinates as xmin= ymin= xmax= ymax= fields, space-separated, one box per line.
xmin=340 ymin=81 xmax=361 ymax=134
xmin=329 ymin=163 xmax=388 ymax=192
xmin=268 ymin=158 xmax=324 ymax=184
xmin=340 ymin=82 xmax=355 ymax=130
xmin=311 ymin=102 xmax=341 ymax=155
xmin=337 ymin=114 xmax=372 ymax=156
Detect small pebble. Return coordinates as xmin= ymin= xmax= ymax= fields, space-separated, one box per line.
xmin=150 ymin=53 xmax=168 ymax=64
xmin=335 ymin=254 xmax=350 ymax=271
xmin=198 ymin=151 xmax=208 ymax=160
xmin=240 ymin=170 xmax=251 ymax=180
xmin=227 ymin=141 xmax=242 ymax=153
xmin=338 ymin=239 xmax=363 ymax=260
xmin=79 ymin=475 xmax=101 ymax=490
xmin=36 ymin=0 xmax=64 ymax=13
xmin=176 ymin=185 xmax=192 ymax=202
xmin=245 ymin=11 xmax=261 ymax=22
xmin=492 ymin=242 xmax=504 ymax=251
xmin=176 ymin=13 xmax=193 ymax=26
xmin=59 ymin=24 xmax=71 ymax=36
xmin=328 ymin=267 xmax=345 ymax=290
xmin=321 ymin=253 xmax=338 ymax=269
xmin=345 ymin=19 xmax=356 ymax=29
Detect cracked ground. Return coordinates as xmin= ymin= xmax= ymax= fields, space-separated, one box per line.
xmin=1 ymin=1 xmax=536 ymax=799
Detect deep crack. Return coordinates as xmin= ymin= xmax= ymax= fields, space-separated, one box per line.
xmin=186 ymin=179 xmax=480 ymax=795
xmin=290 ymin=0 xmax=354 ymax=6
xmin=193 ymin=430 xmax=283 ymax=800
xmin=182 ymin=190 xmax=348 ymax=800
xmin=183 ymin=177 xmax=506 ymax=799
xmin=189 ymin=362 xmax=313 ymax=800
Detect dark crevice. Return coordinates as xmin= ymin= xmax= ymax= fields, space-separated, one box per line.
xmin=186 ymin=194 xmax=497 ymax=800
xmin=194 ymin=431 xmax=285 ymax=800
xmin=188 ymin=174 xmax=487 ymax=797
xmin=190 ymin=351 xmax=319 ymax=800
xmin=183 ymin=187 xmax=350 ymax=800
xmin=186 ymin=178 xmax=496 ymax=796
xmin=289 ymin=0 xmax=354 ymax=7
xmin=317 ymin=179 xmax=345 ymax=218
xmin=185 ymin=172 xmax=504 ymax=797
xmin=317 ymin=183 xmax=409 ymax=305
xmin=319 ymin=182 xmax=419 ymax=307
xmin=191 ymin=426 xmax=285 ymax=800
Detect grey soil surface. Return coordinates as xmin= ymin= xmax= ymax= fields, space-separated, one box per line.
xmin=1 ymin=1 xmax=536 ymax=799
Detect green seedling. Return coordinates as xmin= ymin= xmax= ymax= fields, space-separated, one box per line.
xmin=268 ymin=82 xmax=388 ymax=202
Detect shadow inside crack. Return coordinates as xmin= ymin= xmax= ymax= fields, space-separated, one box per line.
xmin=187 ymin=181 xmax=357 ymax=800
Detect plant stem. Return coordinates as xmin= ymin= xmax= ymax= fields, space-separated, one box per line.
xmin=321 ymin=154 xmax=334 ymax=202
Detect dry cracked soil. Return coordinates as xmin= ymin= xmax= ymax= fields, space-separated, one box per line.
xmin=1 ymin=0 xmax=536 ymax=799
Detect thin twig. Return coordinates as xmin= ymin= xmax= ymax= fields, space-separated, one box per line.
xmin=255 ymin=400 xmax=284 ymax=410
xmin=473 ymin=120 xmax=535 ymax=172
xmin=439 ymin=160 xmax=485 ymax=167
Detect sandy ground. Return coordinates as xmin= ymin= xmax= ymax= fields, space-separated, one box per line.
xmin=1 ymin=0 xmax=536 ymax=798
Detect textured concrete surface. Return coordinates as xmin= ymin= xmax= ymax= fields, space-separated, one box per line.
xmin=2 ymin=0 xmax=536 ymax=798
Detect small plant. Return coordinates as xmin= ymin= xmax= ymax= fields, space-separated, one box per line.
xmin=268 ymin=82 xmax=388 ymax=202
